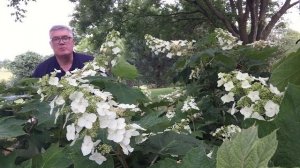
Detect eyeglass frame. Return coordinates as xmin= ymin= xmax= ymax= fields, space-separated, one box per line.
xmin=50 ymin=36 xmax=73 ymax=44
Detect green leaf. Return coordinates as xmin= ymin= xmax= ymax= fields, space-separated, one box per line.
xmin=242 ymin=46 xmax=277 ymax=60
xmin=19 ymin=100 xmax=55 ymax=127
xmin=111 ymin=57 xmax=139 ymax=80
xmin=136 ymin=111 xmax=169 ymax=132
xmin=92 ymin=79 xmax=148 ymax=104
xmin=139 ymin=131 xmax=202 ymax=156
xmin=0 ymin=116 xmax=26 ymax=138
xmin=150 ymin=158 xmax=178 ymax=168
xmin=180 ymin=146 xmax=215 ymax=168
xmin=214 ymin=54 xmax=236 ymax=69
xmin=31 ymin=143 xmax=72 ymax=168
xmin=90 ymin=78 xmax=148 ymax=104
xmin=216 ymin=126 xmax=277 ymax=168
xmin=270 ymin=50 xmax=300 ymax=91
xmin=0 ymin=152 xmax=17 ymax=168
xmin=258 ymin=84 xmax=300 ymax=167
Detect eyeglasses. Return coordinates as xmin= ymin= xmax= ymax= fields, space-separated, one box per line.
xmin=51 ymin=36 xmax=72 ymax=43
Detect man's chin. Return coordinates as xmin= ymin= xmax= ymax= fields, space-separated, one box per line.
xmin=56 ymin=52 xmax=73 ymax=57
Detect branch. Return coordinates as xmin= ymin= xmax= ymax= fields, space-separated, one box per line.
xmin=185 ymin=0 xmax=219 ymax=28
xmin=248 ymin=0 xmax=259 ymax=42
xmin=256 ymin=0 xmax=269 ymax=40
xmin=141 ymin=10 xmax=203 ymax=17
xmin=203 ymin=0 xmax=239 ymax=36
xmin=262 ymin=0 xmax=300 ymax=39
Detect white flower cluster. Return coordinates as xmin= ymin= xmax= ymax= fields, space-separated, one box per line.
xmin=246 ymin=40 xmax=275 ymax=49
xmin=163 ymin=96 xmax=201 ymax=134
xmin=215 ymin=28 xmax=242 ymax=50
xmin=165 ymin=118 xmax=192 ymax=134
xmin=218 ymin=71 xmax=284 ymax=120
xmin=98 ymin=30 xmax=123 ymax=67
xmin=37 ymin=32 xmax=145 ymax=165
xmin=158 ymin=89 xmax=185 ymax=103
xmin=211 ymin=124 xmax=241 ymax=141
xmin=181 ymin=97 xmax=199 ymax=112
xmin=145 ymin=34 xmax=196 ymax=58
xmin=166 ymin=109 xmax=176 ymax=120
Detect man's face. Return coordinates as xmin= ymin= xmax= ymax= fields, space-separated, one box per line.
xmin=49 ymin=29 xmax=74 ymax=57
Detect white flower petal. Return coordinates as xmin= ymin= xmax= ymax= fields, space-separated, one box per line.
xmin=240 ymin=106 xmax=253 ymax=119
xmin=247 ymin=91 xmax=260 ymax=102
xmin=224 ymin=81 xmax=234 ymax=91
xmin=66 ymin=123 xmax=76 ymax=141
xmin=264 ymin=100 xmax=280 ymax=117
xmin=221 ymin=92 xmax=235 ymax=103
xmin=89 ymin=152 xmax=107 ymax=165
xmin=81 ymin=135 xmax=94 ymax=156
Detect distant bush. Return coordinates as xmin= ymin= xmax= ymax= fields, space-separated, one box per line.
xmin=7 ymin=51 xmax=43 ymax=80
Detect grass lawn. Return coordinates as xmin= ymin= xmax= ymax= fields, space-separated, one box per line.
xmin=149 ymin=87 xmax=180 ymax=100
xmin=0 ymin=69 xmax=13 ymax=81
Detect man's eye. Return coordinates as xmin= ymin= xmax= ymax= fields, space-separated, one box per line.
xmin=62 ymin=36 xmax=70 ymax=40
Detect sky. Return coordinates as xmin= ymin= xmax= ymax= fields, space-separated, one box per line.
xmin=0 ymin=0 xmax=75 ymax=61
xmin=1 ymin=1 xmax=300 ymax=61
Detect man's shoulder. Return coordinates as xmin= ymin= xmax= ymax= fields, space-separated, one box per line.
xmin=35 ymin=56 xmax=56 ymax=67
xmin=74 ymin=52 xmax=94 ymax=61
xmin=32 ymin=56 xmax=57 ymax=78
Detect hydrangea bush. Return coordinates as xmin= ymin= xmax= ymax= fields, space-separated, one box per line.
xmin=36 ymin=31 xmax=145 ymax=165
xmin=1 ymin=28 xmax=300 ymax=167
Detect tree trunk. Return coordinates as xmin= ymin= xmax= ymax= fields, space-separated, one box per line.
xmin=189 ymin=0 xmax=300 ymax=44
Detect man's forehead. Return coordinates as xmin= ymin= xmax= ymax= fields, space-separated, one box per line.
xmin=50 ymin=29 xmax=72 ymax=37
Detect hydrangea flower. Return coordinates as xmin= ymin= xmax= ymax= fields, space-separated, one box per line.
xmin=107 ymin=128 xmax=126 ymax=143
xmin=247 ymin=91 xmax=260 ymax=102
xmin=236 ymin=72 xmax=249 ymax=81
xmin=264 ymin=100 xmax=280 ymax=117
xmin=71 ymin=96 xmax=89 ymax=113
xmin=55 ymin=95 xmax=65 ymax=105
xmin=107 ymin=41 xmax=114 ymax=47
xmin=48 ymin=77 xmax=59 ymax=86
xmin=69 ymin=91 xmax=84 ymax=101
xmin=77 ymin=113 xmax=97 ymax=129
xmin=81 ymin=135 xmax=94 ymax=156
xmin=241 ymin=80 xmax=251 ymax=88
xmin=66 ymin=123 xmax=76 ymax=141
xmin=66 ymin=78 xmax=78 ymax=86
xmin=240 ymin=106 xmax=253 ymax=119
xmin=221 ymin=92 xmax=235 ymax=103
xmin=112 ymin=47 xmax=121 ymax=54
xmin=270 ymin=84 xmax=284 ymax=96
xmin=89 ymin=152 xmax=107 ymax=165
xmin=224 ymin=81 xmax=234 ymax=91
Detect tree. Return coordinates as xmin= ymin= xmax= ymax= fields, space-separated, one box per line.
xmin=182 ymin=0 xmax=300 ymax=43
xmin=6 ymin=0 xmax=36 ymax=22
xmin=7 ymin=51 xmax=43 ymax=79
xmin=70 ymin=0 xmax=201 ymax=86
xmin=0 ymin=60 xmax=12 ymax=69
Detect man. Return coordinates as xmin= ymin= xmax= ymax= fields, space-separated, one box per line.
xmin=32 ymin=25 xmax=93 ymax=78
